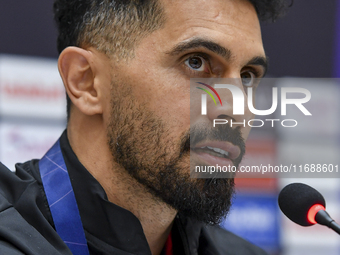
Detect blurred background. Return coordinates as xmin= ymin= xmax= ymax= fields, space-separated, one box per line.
xmin=1 ymin=1 xmax=340 ymax=254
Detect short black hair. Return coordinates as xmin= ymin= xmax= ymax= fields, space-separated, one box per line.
xmin=53 ymin=0 xmax=290 ymax=121
xmin=250 ymin=0 xmax=291 ymax=22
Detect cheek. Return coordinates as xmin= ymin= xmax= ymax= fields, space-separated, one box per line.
xmin=145 ymin=76 xmax=191 ymax=132
xmin=242 ymin=126 xmax=252 ymax=141
xmin=150 ymin=92 xmax=190 ymax=135
xmin=117 ymin=54 xmax=191 ymax=137
xmin=242 ymin=111 xmax=255 ymax=140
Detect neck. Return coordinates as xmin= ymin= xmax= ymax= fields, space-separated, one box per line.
xmin=67 ymin=116 xmax=177 ymax=255
xmin=103 ymin=165 xmax=177 ymax=255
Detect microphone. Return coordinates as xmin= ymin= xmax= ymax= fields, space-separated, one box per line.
xmin=278 ymin=183 xmax=340 ymax=235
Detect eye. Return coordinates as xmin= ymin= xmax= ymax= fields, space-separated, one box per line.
xmin=241 ymin=71 xmax=256 ymax=87
xmin=185 ymin=56 xmax=207 ymax=72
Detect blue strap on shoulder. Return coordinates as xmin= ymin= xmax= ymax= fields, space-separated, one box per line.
xmin=39 ymin=139 xmax=90 ymax=255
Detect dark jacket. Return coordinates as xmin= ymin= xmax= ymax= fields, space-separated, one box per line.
xmin=0 ymin=132 xmax=267 ymax=255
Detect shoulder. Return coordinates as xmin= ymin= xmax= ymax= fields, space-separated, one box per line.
xmin=0 ymin=160 xmax=50 ymax=227
xmin=0 ymin=160 xmax=41 ymax=205
xmin=200 ymin=224 xmax=268 ymax=255
xmin=0 ymin=161 xmax=71 ymax=255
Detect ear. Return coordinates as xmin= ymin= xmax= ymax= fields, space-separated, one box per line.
xmin=58 ymin=46 xmax=103 ymax=116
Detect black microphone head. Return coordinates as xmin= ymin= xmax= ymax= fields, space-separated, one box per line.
xmin=278 ymin=183 xmax=326 ymax=226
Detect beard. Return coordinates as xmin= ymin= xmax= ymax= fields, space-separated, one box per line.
xmin=107 ymin=82 xmax=245 ymax=225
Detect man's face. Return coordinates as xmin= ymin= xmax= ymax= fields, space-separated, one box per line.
xmin=104 ymin=0 xmax=266 ymax=224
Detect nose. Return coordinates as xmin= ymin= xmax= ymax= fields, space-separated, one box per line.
xmin=205 ymin=80 xmax=253 ymax=127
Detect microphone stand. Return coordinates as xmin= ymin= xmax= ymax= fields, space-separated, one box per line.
xmin=316 ymin=210 xmax=340 ymax=235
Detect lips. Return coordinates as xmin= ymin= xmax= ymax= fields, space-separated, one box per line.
xmin=188 ymin=124 xmax=246 ymax=169
xmin=191 ymin=141 xmax=241 ymax=160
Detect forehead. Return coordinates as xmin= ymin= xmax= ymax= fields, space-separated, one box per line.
xmin=154 ymin=0 xmax=264 ymax=58
xmin=161 ymin=0 xmax=260 ymax=33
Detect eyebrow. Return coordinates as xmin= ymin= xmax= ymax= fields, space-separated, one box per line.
xmin=167 ymin=38 xmax=231 ymax=60
xmin=246 ymin=56 xmax=268 ymax=77
xmin=167 ymin=37 xmax=268 ymax=76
